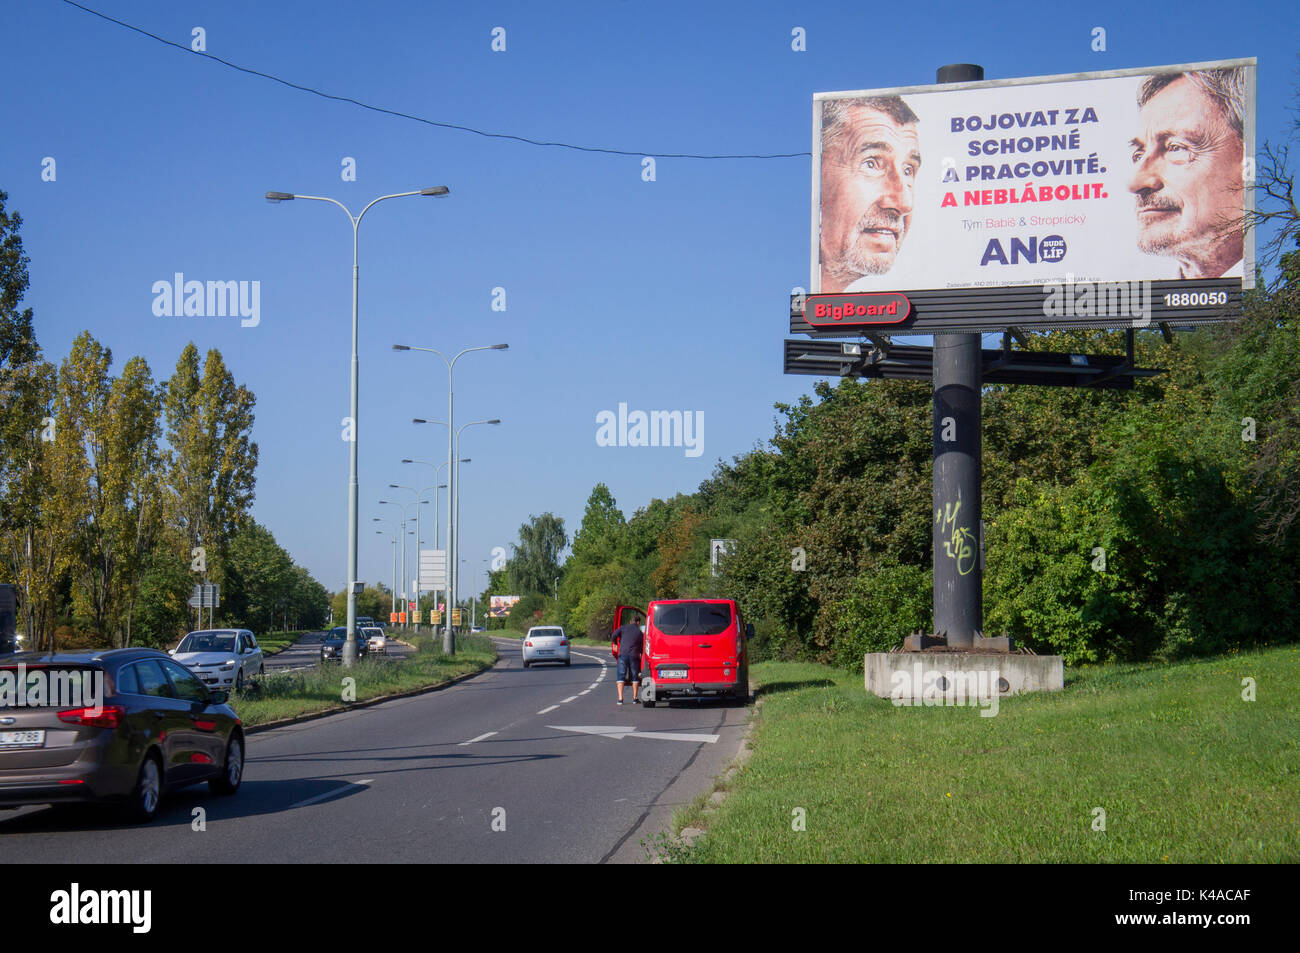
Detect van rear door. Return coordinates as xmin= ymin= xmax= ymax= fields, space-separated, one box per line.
xmin=687 ymin=602 xmax=735 ymax=686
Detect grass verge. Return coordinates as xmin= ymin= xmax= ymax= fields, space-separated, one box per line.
xmin=671 ymin=645 xmax=1299 ymax=863
xmin=231 ymin=633 xmax=496 ymax=728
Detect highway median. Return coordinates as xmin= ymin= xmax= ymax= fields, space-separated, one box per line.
xmin=232 ymin=633 xmax=497 ymax=729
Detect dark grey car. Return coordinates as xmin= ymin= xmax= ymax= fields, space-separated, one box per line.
xmin=320 ymin=627 xmax=369 ymax=662
xmin=0 ymin=648 xmax=243 ymax=823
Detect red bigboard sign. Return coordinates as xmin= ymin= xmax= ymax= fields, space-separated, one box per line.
xmin=804 ymin=292 xmax=913 ymax=328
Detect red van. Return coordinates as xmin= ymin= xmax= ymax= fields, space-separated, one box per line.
xmin=614 ymin=599 xmax=753 ymax=707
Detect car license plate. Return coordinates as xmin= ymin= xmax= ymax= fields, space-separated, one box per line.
xmin=660 ymin=669 xmax=687 ymax=680
xmin=538 ymin=650 xmax=552 ymax=655
xmin=0 ymin=730 xmax=45 ymax=748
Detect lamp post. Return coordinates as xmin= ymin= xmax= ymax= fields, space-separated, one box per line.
xmin=454 ymin=419 xmax=498 ymax=639
xmin=267 ymin=184 xmax=449 ymax=666
xmin=373 ymin=525 xmax=398 ymax=615
xmin=387 ymin=483 xmax=437 ymax=607
xmin=402 ymin=457 xmax=462 ymax=627
xmin=395 ymin=342 xmax=507 ymax=654
xmin=377 ymin=499 xmax=426 ymax=625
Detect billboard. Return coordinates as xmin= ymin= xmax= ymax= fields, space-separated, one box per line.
xmin=808 ymin=59 xmax=1255 ymax=332
xmin=490 ymin=595 xmax=522 ymax=619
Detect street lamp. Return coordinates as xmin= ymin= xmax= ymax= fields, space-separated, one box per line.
xmin=377 ymin=499 xmax=427 ymax=625
xmin=453 ymin=420 xmax=499 ymax=639
xmin=396 ymin=341 xmax=508 ymax=654
xmin=268 ymin=184 xmax=449 ymax=665
xmin=387 ymin=483 xmax=438 ymax=605
xmin=373 ymin=525 xmax=398 ymax=614
xmin=402 ymin=457 xmax=463 ymax=624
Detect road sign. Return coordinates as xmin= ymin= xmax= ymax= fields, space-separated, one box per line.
xmin=187 ymin=584 xmax=220 ymax=608
xmin=709 ymin=539 xmax=736 ymax=576
xmin=419 ymin=550 xmax=447 ymax=589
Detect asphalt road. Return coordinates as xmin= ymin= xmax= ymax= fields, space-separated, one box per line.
xmin=262 ymin=631 xmax=414 ymax=673
xmin=0 ymin=637 xmax=749 ymax=862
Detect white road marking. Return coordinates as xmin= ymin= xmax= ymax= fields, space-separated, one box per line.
xmin=287 ymin=778 xmax=373 ymax=810
xmin=579 ymin=689 xmax=591 ymax=695
xmin=561 ymin=696 xmax=578 ymax=704
xmin=537 ymin=705 xmax=558 ymax=714
xmin=548 ymin=725 xmax=719 ymax=743
xmin=458 ymin=731 xmax=498 ymax=746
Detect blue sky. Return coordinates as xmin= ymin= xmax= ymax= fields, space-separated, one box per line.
xmin=4 ymin=0 xmax=1296 ymax=599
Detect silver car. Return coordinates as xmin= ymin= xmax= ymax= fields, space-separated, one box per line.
xmin=362 ymin=626 xmax=388 ymax=655
xmin=170 ymin=629 xmax=264 ymax=693
xmin=522 ymin=626 xmax=570 ymax=668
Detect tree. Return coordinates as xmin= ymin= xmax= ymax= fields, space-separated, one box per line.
xmin=507 ymin=513 xmax=568 ymax=597
xmin=162 ymin=343 xmax=258 ymax=577
xmin=52 ymin=332 xmax=115 ymax=641
xmin=104 ymin=355 xmax=164 ymax=646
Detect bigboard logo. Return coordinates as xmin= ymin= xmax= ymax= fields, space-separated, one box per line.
xmin=979 ymin=234 xmax=1067 ymax=266
xmin=803 ymin=292 xmax=912 ymax=328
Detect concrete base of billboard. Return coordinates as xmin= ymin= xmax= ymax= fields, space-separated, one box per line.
xmin=864 ymin=652 xmax=1064 ymax=699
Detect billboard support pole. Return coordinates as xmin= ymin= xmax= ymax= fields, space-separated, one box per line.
xmin=932 ymin=63 xmax=985 ymax=649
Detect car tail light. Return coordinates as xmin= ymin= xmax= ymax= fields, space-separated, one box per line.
xmin=525 ymin=640 xmax=532 ymax=647
xmin=560 ymin=639 xmax=567 ymax=646
xmin=58 ymin=705 xmax=125 ymax=729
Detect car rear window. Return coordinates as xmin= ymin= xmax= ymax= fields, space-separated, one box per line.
xmin=531 ymin=628 xmax=563 ymax=638
xmin=653 ymin=602 xmax=733 ymax=636
xmin=132 ymin=660 xmax=173 ymax=698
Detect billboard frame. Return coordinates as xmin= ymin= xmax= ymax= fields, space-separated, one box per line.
xmin=810 ymin=58 xmax=1258 ymax=318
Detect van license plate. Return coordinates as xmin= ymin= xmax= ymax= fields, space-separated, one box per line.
xmin=660 ymin=669 xmax=687 ymax=680
xmin=0 ymin=730 xmax=45 ymax=748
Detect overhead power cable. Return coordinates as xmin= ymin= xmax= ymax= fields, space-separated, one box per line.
xmin=58 ymin=0 xmax=811 ymax=160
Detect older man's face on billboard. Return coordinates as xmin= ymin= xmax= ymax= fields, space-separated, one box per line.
xmin=1127 ymin=78 xmax=1244 ymax=278
xmin=819 ymin=106 xmax=920 ymax=291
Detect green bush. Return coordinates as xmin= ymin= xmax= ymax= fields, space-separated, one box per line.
xmin=823 ymin=562 xmax=932 ymax=670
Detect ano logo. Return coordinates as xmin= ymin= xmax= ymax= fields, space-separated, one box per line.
xmin=980 ymin=234 xmax=1066 ymax=266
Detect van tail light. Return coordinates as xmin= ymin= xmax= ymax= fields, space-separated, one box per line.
xmin=736 ymin=636 xmax=742 ymax=658
xmin=58 ymin=705 xmax=125 ymax=729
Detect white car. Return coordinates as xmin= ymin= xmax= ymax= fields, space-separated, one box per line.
xmin=171 ymin=629 xmax=264 ymax=692
xmin=522 ymin=626 xmax=570 ymax=668
xmin=362 ymin=626 xmax=388 ymax=655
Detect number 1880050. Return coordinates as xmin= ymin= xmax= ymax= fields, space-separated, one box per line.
xmin=1164 ymin=291 xmax=1228 ymax=307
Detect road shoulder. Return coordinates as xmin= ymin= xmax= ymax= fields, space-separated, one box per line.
xmin=603 ymin=696 xmax=752 ymax=864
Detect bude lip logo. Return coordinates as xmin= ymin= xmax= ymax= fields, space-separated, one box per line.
xmin=804 ymin=292 xmax=912 ymax=328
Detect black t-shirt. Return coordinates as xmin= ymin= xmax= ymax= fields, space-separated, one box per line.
xmin=614 ymin=622 xmax=643 ymax=657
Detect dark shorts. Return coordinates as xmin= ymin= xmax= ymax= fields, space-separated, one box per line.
xmin=617 ymin=653 xmax=642 ymax=683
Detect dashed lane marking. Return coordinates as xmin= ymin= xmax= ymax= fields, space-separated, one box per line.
xmin=287 ymin=778 xmax=373 ymax=810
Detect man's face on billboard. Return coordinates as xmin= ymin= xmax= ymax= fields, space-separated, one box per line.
xmin=820 ymin=105 xmax=920 ymax=291
xmin=1127 ymin=77 xmax=1244 ymax=277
